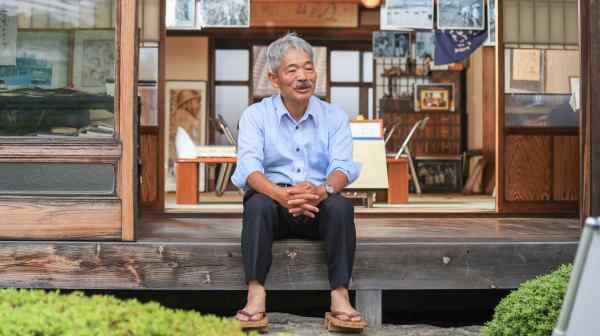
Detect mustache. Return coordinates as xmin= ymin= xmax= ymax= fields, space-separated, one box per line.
xmin=294 ymin=80 xmax=312 ymax=90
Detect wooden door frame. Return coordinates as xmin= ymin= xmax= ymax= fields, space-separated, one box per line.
xmin=495 ymin=0 xmax=582 ymax=215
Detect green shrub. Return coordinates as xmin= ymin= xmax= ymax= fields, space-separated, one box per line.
xmin=483 ymin=264 xmax=573 ymax=336
xmin=0 ymin=288 xmax=254 ymax=336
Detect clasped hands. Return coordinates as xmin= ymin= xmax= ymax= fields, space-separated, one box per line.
xmin=275 ymin=181 xmax=327 ymax=218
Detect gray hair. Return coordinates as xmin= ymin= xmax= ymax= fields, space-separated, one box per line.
xmin=266 ymin=33 xmax=314 ymax=73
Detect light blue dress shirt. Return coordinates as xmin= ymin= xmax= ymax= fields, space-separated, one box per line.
xmin=231 ymin=95 xmax=361 ymax=189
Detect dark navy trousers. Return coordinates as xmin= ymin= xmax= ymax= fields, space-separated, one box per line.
xmin=241 ymin=190 xmax=356 ymax=289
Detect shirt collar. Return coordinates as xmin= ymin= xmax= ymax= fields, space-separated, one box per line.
xmin=274 ymin=94 xmax=317 ymax=126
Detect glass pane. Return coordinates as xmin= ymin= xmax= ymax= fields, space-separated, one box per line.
xmin=139 ymin=47 xmax=158 ymax=82
xmin=363 ymin=52 xmax=373 ymax=83
xmin=215 ymin=85 xmax=249 ymax=145
xmin=505 ymin=94 xmax=578 ymax=127
xmin=331 ymin=87 xmax=360 ymax=120
xmin=0 ymin=163 xmax=115 ymax=195
xmin=0 ymin=1 xmax=116 ymax=138
xmin=215 ymin=49 xmax=249 ymax=81
xmin=139 ymin=84 xmax=158 ymax=126
xmin=331 ymin=51 xmax=360 ymax=82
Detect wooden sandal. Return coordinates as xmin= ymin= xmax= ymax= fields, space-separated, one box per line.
xmin=325 ymin=311 xmax=368 ymax=333
xmin=235 ymin=310 xmax=268 ymax=333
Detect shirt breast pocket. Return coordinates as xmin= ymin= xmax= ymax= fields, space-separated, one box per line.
xmin=308 ymin=141 xmax=330 ymax=171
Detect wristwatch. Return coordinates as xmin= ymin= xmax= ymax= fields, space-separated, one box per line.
xmin=324 ymin=182 xmax=337 ymax=195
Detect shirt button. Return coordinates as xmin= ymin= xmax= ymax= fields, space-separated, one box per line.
xmin=296 ymin=168 xmax=301 ymax=173
xmin=295 ymin=126 xmax=299 ymax=130
xmin=296 ymin=147 xmax=300 ymax=152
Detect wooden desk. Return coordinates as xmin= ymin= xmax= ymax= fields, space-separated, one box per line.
xmin=386 ymin=157 xmax=409 ymax=203
xmin=176 ymin=157 xmax=236 ymax=204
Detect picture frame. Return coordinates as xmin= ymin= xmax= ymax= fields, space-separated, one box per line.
xmin=166 ymin=0 xmax=195 ymax=28
xmin=414 ymin=83 xmax=455 ymax=112
xmin=164 ymin=81 xmax=208 ymax=193
xmin=484 ymin=0 xmax=496 ymax=46
xmin=196 ymin=0 xmax=250 ymax=28
xmin=414 ymin=157 xmax=463 ymax=193
xmin=252 ymin=45 xmax=327 ymax=98
xmin=0 ymin=31 xmax=69 ymax=89
xmin=380 ymin=0 xmax=434 ymax=30
xmin=73 ymin=30 xmax=116 ymax=93
xmin=373 ymin=31 xmax=410 ymax=58
xmin=437 ymin=0 xmax=485 ymax=30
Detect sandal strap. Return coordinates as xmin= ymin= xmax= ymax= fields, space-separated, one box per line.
xmin=236 ymin=310 xmax=266 ymax=319
xmin=330 ymin=310 xmax=362 ymax=319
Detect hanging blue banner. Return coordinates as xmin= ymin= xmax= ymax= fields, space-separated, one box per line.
xmin=434 ymin=29 xmax=488 ymax=65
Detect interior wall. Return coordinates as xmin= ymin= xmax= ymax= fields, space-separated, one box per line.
xmin=467 ymin=48 xmax=484 ymax=150
xmin=165 ymin=36 xmax=210 ymax=80
xmin=545 ymin=49 xmax=580 ymax=93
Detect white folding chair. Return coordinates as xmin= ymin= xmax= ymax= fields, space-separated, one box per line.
xmin=393 ymin=117 xmax=430 ymax=194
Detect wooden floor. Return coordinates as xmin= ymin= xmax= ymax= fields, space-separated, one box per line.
xmin=164 ymin=192 xmax=496 ymax=213
xmin=0 ymin=215 xmax=580 ymax=291
xmin=139 ymin=215 xmax=581 ymax=243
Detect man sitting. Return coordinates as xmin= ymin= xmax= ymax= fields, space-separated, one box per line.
xmin=231 ymin=33 xmax=365 ymax=331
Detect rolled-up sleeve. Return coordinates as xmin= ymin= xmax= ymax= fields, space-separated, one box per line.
xmin=326 ymin=109 xmax=362 ymax=184
xmin=231 ymin=107 xmax=265 ymax=189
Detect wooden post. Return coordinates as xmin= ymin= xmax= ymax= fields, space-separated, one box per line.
xmin=119 ymin=0 xmax=138 ymax=241
xmin=580 ymin=0 xmax=599 ymax=221
xmin=355 ymin=289 xmax=382 ymax=328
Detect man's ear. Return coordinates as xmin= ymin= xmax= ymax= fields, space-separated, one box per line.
xmin=268 ymin=72 xmax=280 ymax=89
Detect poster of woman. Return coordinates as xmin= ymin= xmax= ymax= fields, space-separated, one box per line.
xmin=164 ymin=81 xmax=207 ymax=192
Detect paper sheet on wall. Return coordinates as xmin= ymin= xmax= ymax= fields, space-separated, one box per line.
xmin=512 ymin=49 xmax=541 ymax=82
xmin=0 ymin=8 xmax=17 ymax=66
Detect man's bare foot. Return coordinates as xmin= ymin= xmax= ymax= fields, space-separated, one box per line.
xmin=330 ymin=287 xmax=362 ymax=322
xmin=236 ymin=281 xmax=267 ymax=321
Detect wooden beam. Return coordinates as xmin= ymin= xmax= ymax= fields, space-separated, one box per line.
xmin=0 ymin=240 xmax=576 ymax=290
xmin=118 ymin=0 xmax=138 ymax=241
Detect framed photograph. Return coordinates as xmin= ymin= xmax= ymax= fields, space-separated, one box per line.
xmin=373 ymin=31 xmax=410 ymax=58
xmin=414 ymin=83 xmax=455 ymax=112
xmin=166 ymin=0 xmax=195 ymax=28
xmin=197 ymin=0 xmax=250 ymax=28
xmin=437 ymin=0 xmax=485 ymax=30
xmin=73 ymin=30 xmax=115 ymax=93
xmin=381 ymin=0 xmax=434 ymax=30
xmin=485 ymin=0 xmax=496 ymax=46
xmin=0 ymin=32 xmax=69 ymax=89
xmin=415 ymin=32 xmax=436 ymax=74
xmin=252 ymin=45 xmax=327 ymax=98
xmin=164 ymin=81 xmax=208 ymax=192
xmin=415 ymin=158 xmax=463 ymax=193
